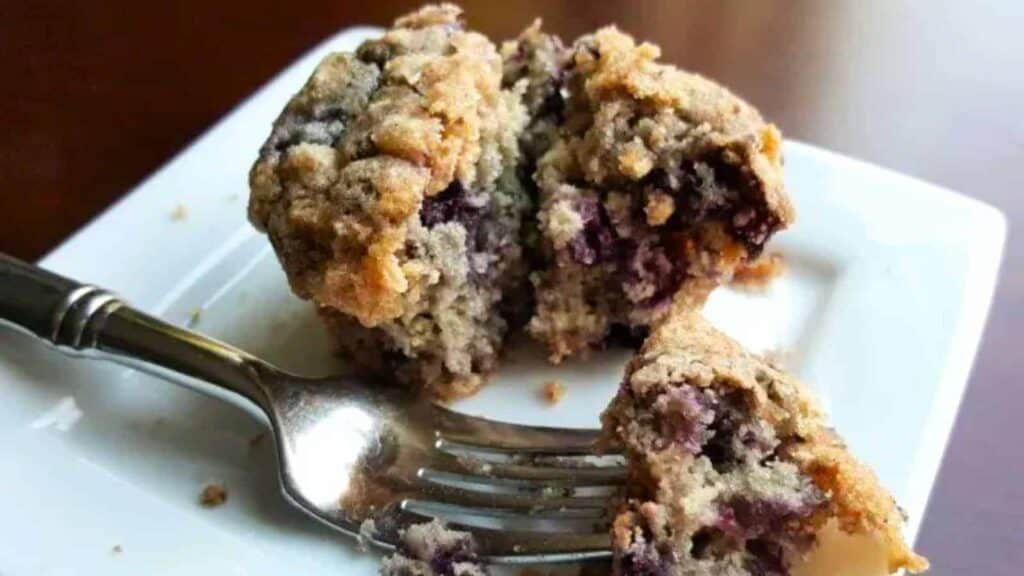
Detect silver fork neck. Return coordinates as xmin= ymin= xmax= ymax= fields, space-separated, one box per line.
xmin=0 ymin=253 xmax=277 ymax=422
xmin=92 ymin=307 xmax=275 ymax=423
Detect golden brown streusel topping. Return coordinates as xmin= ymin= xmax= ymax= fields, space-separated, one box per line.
xmin=249 ymin=4 xmax=519 ymax=327
xmin=731 ymin=252 xmax=786 ymax=291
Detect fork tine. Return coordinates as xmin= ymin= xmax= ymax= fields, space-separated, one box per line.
xmin=403 ymin=499 xmax=608 ymax=521
xmin=425 ymin=452 xmax=627 ymax=488
xmin=455 ymin=524 xmax=612 ymax=562
xmin=364 ymin=511 xmax=613 ymax=562
xmin=431 ymin=406 xmax=620 ymax=454
xmin=409 ymin=480 xmax=609 ymax=512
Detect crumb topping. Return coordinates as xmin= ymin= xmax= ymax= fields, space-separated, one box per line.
xmin=540 ymin=380 xmax=567 ymax=405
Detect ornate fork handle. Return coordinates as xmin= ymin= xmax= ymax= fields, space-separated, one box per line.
xmin=0 ymin=253 xmax=272 ymax=419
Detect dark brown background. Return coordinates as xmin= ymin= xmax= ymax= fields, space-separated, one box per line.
xmin=1 ymin=1 xmax=1021 ymax=573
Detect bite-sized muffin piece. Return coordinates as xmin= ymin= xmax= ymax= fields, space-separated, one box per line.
xmin=529 ymin=27 xmax=794 ymax=362
xmin=602 ymin=308 xmax=928 ymax=576
xmin=379 ymin=520 xmax=488 ymax=576
xmin=249 ymin=4 xmax=531 ymax=398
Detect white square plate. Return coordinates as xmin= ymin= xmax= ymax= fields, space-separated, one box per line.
xmin=0 ymin=27 xmax=1005 ymax=575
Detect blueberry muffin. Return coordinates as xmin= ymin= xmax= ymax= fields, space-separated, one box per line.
xmin=249 ymin=4 xmax=531 ymax=398
xmin=602 ymin=307 xmax=928 ymax=575
xmin=379 ymin=520 xmax=488 ymax=576
xmin=528 ymin=27 xmax=794 ymax=362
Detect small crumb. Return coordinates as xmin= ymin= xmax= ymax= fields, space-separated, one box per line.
xmin=170 ymin=203 xmax=188 ymax=221
xmin=540 ymin=380 xmax=567 ymax=405
xmin=617 ymin=139 xmax=654 ymax=180
xmin=730 ymin=252 xmax=785 ymax=291
xmin=111 ymin=544 xmax=123 ymax=555
xmin=226 ymin=193 xmax=239 ymax=202
xmin=456 ymin=454 xmax=492 ymax=475
xmin=248 ymin=431 xmax=267 ymax=450
xmin=186 ymin=308 xmax=202 ymax=328
xmin=644 ymin=190 xmax=676 ymax=226
xmin=199 ymin=482 xmax=228 ymax=508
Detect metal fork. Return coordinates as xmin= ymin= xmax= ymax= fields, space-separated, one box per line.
xmin=0 ymin=254 xmax=624 ymax=563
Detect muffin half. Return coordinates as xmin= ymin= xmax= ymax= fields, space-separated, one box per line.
xmin=528 ymin=27 xmax=794 ymax=362
xmin=249 ymin=4 xmax=531 ymax=399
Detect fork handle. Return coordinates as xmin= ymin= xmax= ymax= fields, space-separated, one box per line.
xmin=0 ymin=253 xmax=273 ymax=419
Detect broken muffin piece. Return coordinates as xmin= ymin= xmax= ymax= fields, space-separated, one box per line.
xmin=249 ymin=4 xmax=531 ymax=399
xmin=379 ymin=520 xmax=488 ymax=576
xmin=602 ymin=308 xmax=927 ymax=575
xmin=501 ymin=21 xmax=571 ymax=173
xmin=529 ymin=27 xmax=794 ymax=362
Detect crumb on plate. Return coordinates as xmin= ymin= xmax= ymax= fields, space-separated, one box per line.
xmin=186 ymin=308 xmax=202 ymax=328
xmin=199 ymin=482 xmax=228 ymax=508
xmin=170 ymin=203 xmax=188 ymax=221
xmin=540 ymin=380 xmax=566 ymax=405
xmin=111 ymin=544 xmax=123 ymax=555
xmin=730 ymin=252 xmax=786 ymax=291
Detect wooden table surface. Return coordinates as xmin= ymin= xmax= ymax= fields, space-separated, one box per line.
xmin=2 ymin=1 xmax=1021 ymax=573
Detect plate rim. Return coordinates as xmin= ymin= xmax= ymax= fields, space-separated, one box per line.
xmin=18 ymin=24 xmax=1009 ymax=561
